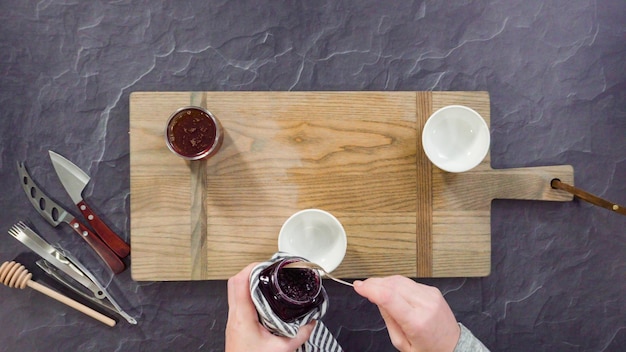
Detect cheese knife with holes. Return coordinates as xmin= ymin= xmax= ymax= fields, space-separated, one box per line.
xmin=17 ymin=161 xmax=125 ymax=274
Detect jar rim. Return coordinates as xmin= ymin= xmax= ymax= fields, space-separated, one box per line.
xmin=164 ymin=106 xmax=223 ymax=160
xmin=272 ymin=258 xmax=322 ymax=304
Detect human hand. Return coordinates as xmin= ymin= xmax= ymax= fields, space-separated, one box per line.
xmin=226 ymin=263 xmax=316 ymax=352
xmin=353 ymin=276 xmax=460 ymax=352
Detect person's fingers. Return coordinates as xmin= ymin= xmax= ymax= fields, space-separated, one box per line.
xmin=354 ymin=277 xmax=421 ymax=330
xmin=355 ymin=277 xmax=462 ymax=352
xmin=226 ymin=275 xmax=239 ymax=319
xmin=378 ymin=306 xmax=411 ymax=352
xmin=355 ymin=275 xmax=433 ymax=307
xmin=227 ymin=262 xmax=255 ymax=308
xmin=379 ymin=276 xmax=435 ymax=307
xmin=227 ymin=263 xmax=260 ymax=319
xmin=354 ymin=276 xmax=408 ymax=307
xmin=285 ymin=320 xmax=317 ymax=349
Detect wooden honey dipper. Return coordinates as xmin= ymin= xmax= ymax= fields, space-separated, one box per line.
xmin=0 ymin=261 xmax=116 ymax=327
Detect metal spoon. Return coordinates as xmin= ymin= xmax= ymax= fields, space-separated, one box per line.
xmin=283 ymin=261 xmax=354 ymax=287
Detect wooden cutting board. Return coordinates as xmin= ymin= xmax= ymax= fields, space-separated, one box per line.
xmin=129 ymin=91 xmax=574 ymax=281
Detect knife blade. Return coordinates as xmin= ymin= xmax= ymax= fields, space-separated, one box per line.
xmin=17 ymin=161 xmax=125 ymax=274
xmin=48 ymin=151 xmax=130 ymax=258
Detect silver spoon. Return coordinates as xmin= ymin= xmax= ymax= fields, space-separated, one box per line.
xmin=283 ymin=261 xmax=354 ymax=287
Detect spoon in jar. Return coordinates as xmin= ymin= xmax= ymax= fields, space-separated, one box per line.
xmin=283 ymin=261 xmax=354 ymax=287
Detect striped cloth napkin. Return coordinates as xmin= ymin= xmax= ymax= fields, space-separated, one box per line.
xmin=249 ymin=253 xmax=343 ymax=352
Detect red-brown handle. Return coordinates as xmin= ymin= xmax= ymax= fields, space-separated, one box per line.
xmin=77 ymin=200 xmax=130 ymax=258
xmin=68 ymin=218 xmax=125 ymax=274
xmin=551 ymin=179 xmax=626 ymax=216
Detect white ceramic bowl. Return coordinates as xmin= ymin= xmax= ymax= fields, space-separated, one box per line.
xmin=422 ymin=105 xmax=490 ymax=173
xmin=278 ymin=209 xmax=347 ymax=273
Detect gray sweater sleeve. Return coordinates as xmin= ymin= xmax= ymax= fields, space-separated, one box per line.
xmin=453 ymin=323 xmax=489 ymax=352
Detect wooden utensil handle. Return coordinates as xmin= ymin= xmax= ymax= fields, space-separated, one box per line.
xmin=28 ymin=280 xmax=116 ymax=327
xmin=69 ymin=218 xmax=126 ymax=274
xmin=78 ymin=200 xmax=130 ymax=258
xmin=551 ymin=179 xmax=626 ymax=216
xmin=1 ymin=261 xmax=115 ymax=327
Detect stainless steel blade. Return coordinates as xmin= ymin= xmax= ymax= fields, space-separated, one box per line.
xmin=17 ymin=162 xmax=127 ymax=275
xmin=17 ymin=161 xmax=75 ymax=227
xmin=49 ymin=150 xmax=131 ymax=260
xmin=48 ymin=151 xmax=90 ymax=204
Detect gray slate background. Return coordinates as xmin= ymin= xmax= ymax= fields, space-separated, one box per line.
xmin=1 ymin=1 xmax=624 ymax=351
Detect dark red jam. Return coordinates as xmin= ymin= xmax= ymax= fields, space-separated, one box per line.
xmin=258 ymin=258 xmax=326 ymax=322
xmin=165 ymin=107 xmax=222 ymax=159
xmin=277 ymin=265 xmax=320 ymax=301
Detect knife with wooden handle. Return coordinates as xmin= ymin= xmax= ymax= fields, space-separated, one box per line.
xmin=49 ymin=151 xmax=130 ymax=258
xmin=17 ymin=162 xmax=125 ymax=274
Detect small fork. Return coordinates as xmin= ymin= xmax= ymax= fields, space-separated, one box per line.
xmin=283 ymin=261 xmax=354 ymax=287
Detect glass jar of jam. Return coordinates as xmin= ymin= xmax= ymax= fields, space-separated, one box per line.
xmin=165 ymin=106 xmax=224 ymax=160
xmin=258 ymin=258 xmax=327 ymax=323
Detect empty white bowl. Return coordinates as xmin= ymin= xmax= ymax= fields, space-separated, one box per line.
xmin=278 ymin=209 xmax=347 ymax=273
xmin=422 ymin=105 xmax=490 ymax=173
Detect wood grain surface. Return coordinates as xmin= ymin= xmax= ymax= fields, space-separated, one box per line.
xmin=430 ymin=92 xmax=574 ymax=276
xmin=129 ymin=91 xmax=574 ymax=281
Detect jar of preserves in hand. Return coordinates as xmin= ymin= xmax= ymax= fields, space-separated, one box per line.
xmin=258 ymin=258 xmax=327 ymax=322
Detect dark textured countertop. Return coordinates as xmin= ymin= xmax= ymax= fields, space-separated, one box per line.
xmin=1 ymin=1 xmax=624 ymax=351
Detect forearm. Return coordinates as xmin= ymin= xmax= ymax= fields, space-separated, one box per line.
xmin=453 ymin=323 xmax=489 ymax=352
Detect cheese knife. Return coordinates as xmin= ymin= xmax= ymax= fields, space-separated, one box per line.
xmin=17 ymin=161 xmax=125 ymax=274
xmin=49 ymin=151 xmax=130 ymax=259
